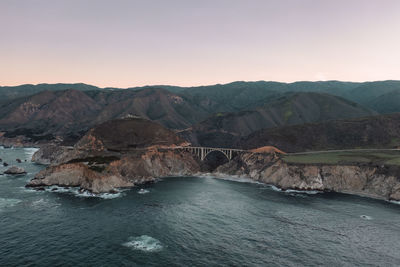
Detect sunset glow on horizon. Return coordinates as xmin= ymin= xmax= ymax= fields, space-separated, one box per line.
xmin=1 ymin=0 xmax=400 ymax=88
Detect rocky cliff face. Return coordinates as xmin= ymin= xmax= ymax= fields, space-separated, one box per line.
xmin=216 ymin=153 xmax=400 ymax=201
xmin=27 ymin=117 xmax=400 ymax=200
xmin=28 ymin=118 xmax=200 ymax=193
xmin=28 ymin=149 xmax=200 ymax=194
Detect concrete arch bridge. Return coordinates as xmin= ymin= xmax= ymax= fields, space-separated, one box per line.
xmin=174 ymin=146 xmax=247 ymax=161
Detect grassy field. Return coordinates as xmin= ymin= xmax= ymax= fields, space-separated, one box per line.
xmin=282 ymin=150 xmax=400 ymax=166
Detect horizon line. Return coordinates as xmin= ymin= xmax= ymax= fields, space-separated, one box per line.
xmin=1 ymin=79 xmax=400 ymax=89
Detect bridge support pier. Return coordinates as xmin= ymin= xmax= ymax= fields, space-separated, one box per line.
xmin=176 ymin=146 xmax=245 ymax=162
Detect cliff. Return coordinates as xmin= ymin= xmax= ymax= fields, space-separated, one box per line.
xmin=27 ymin=118 xmax=200 ymax=193
xmin=28 ymin=149 xmax=199 ymax=194
xmin=216 ymin=153 xmax=400 ymax=201
xmin=27 ymin=117 xmax=400 ymax=201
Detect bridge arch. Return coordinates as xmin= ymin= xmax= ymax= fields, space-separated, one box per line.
xmin=176 ymin=146 xmax=245 ymax=161
xmin=203 ymin=148 xmax=230 ymax=162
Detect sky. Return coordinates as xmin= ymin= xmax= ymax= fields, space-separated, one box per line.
xmin=1 ymin=0 xmax=400 ymax=88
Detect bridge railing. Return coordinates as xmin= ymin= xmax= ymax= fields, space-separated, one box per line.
xmin=172 ymin=146 xmax=247 ymax=152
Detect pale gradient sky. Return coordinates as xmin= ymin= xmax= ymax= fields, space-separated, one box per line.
xmin=1 ymin=0 xmax=400 ymax=87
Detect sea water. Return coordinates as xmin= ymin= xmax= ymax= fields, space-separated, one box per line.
xmin=1 ymin=147 xmax=400 ymax=266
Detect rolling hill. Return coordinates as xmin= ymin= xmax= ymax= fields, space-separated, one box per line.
xmin=0 ymin=83 xmax=101 ymax=102
xmin=0 ymin=88 xmax=218 ymax=144
xmin=3 ymin=80 xmax=400 ymax=114
xmin=238 ymin=113 xmax=400 ymax=152
xmin=2 ymin=80 xmax=400 ymax=147
xmin=180 ymin=92 xmax=377 ymax=147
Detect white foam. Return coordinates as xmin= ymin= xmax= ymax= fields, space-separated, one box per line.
xmin=270 ymin=185 xmax=283 ymax=192
xmin=43 ymin=186 xmax=123 ymax=199
xmin=0 ymin=197 xmax=22 ymax=211
xmin=24 ymin=147 xmax=39 ymax=161
xmin=138 ymin=189 xmax=150 ymax=194
xmin=122 ymin=235 xmax=163 ymax=252
xmin=390 ymin=200 xmax=400 ymax=205
xmin=30 ymin=198 xmax=61 ymax=209
xmin=285 ymin=189 xmax=321 ymax=195
xmin=360 ymin=215 xmax=373 ymax=220
xmin=269 ymin=185 xmax=321 ymax=195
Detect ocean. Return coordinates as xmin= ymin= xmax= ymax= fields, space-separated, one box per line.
xmin=1 ymin=147 xmax=400 ymax=266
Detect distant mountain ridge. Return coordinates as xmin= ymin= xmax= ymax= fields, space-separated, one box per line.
xmin=238 ymin=113 xmax=400 ymax=152
xmin=0 ymin=83 xmax=101 ymax=102
xmin=3 ymin=80 xmax=400 ymax=112
xmin=180 ymin=92 xmax=377 ymax=147
xmin=1 ymin=80 xmax=400 ymax=147
xmin=0 ymin=88 xmax=220 ymax=144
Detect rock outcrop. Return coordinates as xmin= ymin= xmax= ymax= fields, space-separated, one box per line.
xmin=27 ymin=118 xmax=199 ymax=193
xmin=28 ymin=149 xmax=200 ymax=193
xmin=216 ymin=153 xmax=400 ymax=201
xmin=26 ymin=117 xmax=400 ymax=201
xmin=32 ymin=144 xmax=78 ymax=165
xmin=4 ymin=166 xmax=26 ymax=175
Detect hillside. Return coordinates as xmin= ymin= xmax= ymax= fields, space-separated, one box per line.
xmin=367 ymin=91 xmax=400 ymax=114
xmin=90 ymin=88 xmax=214 ymax=129
xmin=238 ymin=113 xmax=400 ymax=152
xmin=0 ymin=88 xmax=218 ymax=144
xmin=76 ymin=117 xmax=187 ymax=152
xmin=2 ymin=81 xmax=400 ymax=147
xmin=178 ymin=80 xmax=400 ymax=113
xmin=343 ymin=80 xmax=400 ymax=105
xmin=0 ymin=83 xmax=100 ymax=101
xmin=0 ymin=90 xmax=102 ymax=142
xmin=3 ymin=80 xmax=400 ymax=113
xmin=181 ymin=92 xmax=376 ymax=146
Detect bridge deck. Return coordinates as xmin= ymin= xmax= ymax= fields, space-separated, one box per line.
xmin=172 ymin=146 xmax=247 ymax=161
xmin=173 ymin=146 xmax=246 ymax=152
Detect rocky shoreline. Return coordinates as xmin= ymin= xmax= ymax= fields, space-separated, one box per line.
xmin=26 ymin=144 xmax=400 ymax=201
xmin=216 ymin=152 xmax=400 ymax=201
xmin=8 ymin=117 xmax=399 ymax=201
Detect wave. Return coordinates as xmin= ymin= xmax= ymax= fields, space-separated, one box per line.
xmin=24 ymin=147 xmax=39 ymax=161
xmin=122 ymin=235 xmax=163 ymax=252
xmin=0 ymin=197 xmax=22 ymax=211
xmin=30 ymin=198 xmax=61 ymax=210
xmin=269 ymin=185 xmax=322 ymax=195
xmin=360 ymin=215 xmax=373 ymax=220
xmin=138 ymin=189 xmax=150 ymax=194
xmin=33 ymin=186 xmax=124 ymax=199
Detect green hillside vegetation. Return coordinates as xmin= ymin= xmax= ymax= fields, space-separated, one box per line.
xmin=2 ymin=81 xmax=400 ymax=148
xmin=0 ymin=83 xmax=101 ymax=100
xmin=240 ymin=113 xmax=400 ymax=153
xmin=282 ymin=150 xmax=400 ymax=166
xmin=3 ymin=80 xmax=400 ymax=114
xmin=368 ymin=91 xmax=400 ymax=114
xmin=189 ymin=92 xmax=376 ymax=138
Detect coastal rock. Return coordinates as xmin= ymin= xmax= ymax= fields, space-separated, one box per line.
xmin=216 ymin=153 xmax=400 ymax=201
xmin=27 ymin=117 xmax=400 ymax=201
xmin=27 ymin=163 xmax=134 ymax=194
xmin=4 ymin=166 xmax=26 ymax=175
xmin=27 ymin=149 xmax=200 ymax=193
xmin=0 ymin=132 xmax=35 ymax=148
xmin=27 ymin=118 xmax=199 ymax=193
xmin=32 ymin=144 xmax=80 ymax=165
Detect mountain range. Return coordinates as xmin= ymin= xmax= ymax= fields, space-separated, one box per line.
xmin=1 ymin=80 xmax=400 ymax=150
xmin=3 ymin=80 xmax=400 ymax=112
